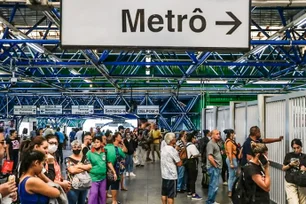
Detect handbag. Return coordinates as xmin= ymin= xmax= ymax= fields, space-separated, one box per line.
xmin=293 ymin=170 xmax=306 ymax=187
xmin=2 ymin=160 xmax=14 ymax=174
xmin=67 ymin=158 xmax=91 ymax=190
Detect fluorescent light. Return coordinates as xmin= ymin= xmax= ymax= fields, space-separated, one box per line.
xmin=69 ymin=69 xmax=80 ymax=75
xmin=296 ymin=18 xmax=306 ymax=27
xmin=145 ymin=55 xmax=151 ymax=68
xmin=22 ymin=79 xmax=34 ymax=83
xmin=0 ymin=70 xmax=9 ymax=75
xmin=253 ymin=80 xmax=290 ymax=84
xmin=84 ymin=79 xmax=92 ymax=83
xmin=146 ymin=68 xmax=150 ymax=75
xmin=186 ymin=80 xmax=227 ymax=84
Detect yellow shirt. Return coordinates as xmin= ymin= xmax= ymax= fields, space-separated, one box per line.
xmin=151 ymin=130 xmax=161 ymax=144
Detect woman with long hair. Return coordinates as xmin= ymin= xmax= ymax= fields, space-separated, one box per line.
xmin=45 ymin=134 xmax=71 ymax=192
xmin=224 ymin=129 xmax=239 ymax=197
xmin=18 ymin=150 xmax=60 ymax=204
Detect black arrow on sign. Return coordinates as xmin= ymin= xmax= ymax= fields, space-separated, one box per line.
xmin=215 ymin=12 xmax=242 ymax=35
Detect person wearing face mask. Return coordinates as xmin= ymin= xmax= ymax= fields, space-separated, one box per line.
xmin=243 ymin=142 xmax=270 ymax=204
xmin=123 ymin=132 xmax=137 ymax=177
xmin=66 ymin=140 xmax=92 ymax=204
xmin=87 ymin=136 xmax=117 ymax=204
xmin=18 ymin=150 xmax=61 ymax=204
xmin=224 ymin=129 xmax=239 ymax=197
xmin=282 ymin=139 xmax=306 ymax=204
xmin=241 ymin=126 xmax=284 ymax=166
xmin=45 ymin=134 xmax=71 ymax=192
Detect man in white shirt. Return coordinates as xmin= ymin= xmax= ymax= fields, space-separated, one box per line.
xmin=160 ymin=132 xmax=182 ymax=204
xmin=75 ymin=127 xmax=84 ymax=143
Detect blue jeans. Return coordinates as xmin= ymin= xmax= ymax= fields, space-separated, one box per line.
xmin=177 ymin=166 xmax=187 ymax=191
xmin=125 ymin=154 xmax=134 ymax=173
xmin=226 ymin=157 xmax=238 ymax=192
xmin=206 ymin=167 xmax=221 ymax=204
xmin=67 ymin=189 xmax=88 ymax=204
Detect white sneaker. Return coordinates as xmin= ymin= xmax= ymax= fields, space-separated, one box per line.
xmin=125 ymin=172 xmax=129 ymax=177
xmin=213 ymin=202 xmax=220 ymax=204
xmin=223 ymin=182 xmax=228 ymax=186
xmin=130 ymin=172 xmax=136 ymax=177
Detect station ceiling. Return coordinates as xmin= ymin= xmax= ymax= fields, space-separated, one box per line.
xmin=0 ymin=1 xmax=305 ymax=97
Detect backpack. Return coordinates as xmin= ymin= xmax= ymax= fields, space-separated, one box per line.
xmin=114 ymin=146 xmax=125 ymax=175
xmin=201 ymin=169 xmax=210 ymax=188
xmin=231 ymin=165 xmax=256 ymax=204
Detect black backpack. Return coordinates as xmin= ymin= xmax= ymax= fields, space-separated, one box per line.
xmin=231 ymin=165 xmax=256 ymax=204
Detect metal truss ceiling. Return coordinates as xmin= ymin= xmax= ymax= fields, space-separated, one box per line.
xmin=0 ymin=2 xmax=305 ymax=96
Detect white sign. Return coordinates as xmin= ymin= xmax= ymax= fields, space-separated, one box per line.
xmin=40 ymin=105 xmax=62 ymax=115
xmin=61 ymin=0 xmax=250 ymax=50
xmin=137 ymin=105 xmax=159 ymax=115
xmin=14 ymin=106 xmax=37 ymax=115
xmin=104 ymin=106 xmax=126 ymax=115
xmin=72 ymin=105 xmax=94 ymax=115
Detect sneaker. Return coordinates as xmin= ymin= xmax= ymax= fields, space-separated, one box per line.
xmin=146 ymin=158 xmax=152 ymax=161
xmin=223 ymin=182 xmax=228 ymax=186
xmin=191 ymin=194 xmax=202 ymax=200
xmin=213 ymin=202 xmax=220 ymax=204
xmin=187 ymin=192 xmax=192 ymax=198
xmin=130 ymin=172 xmax=136 ymax=177
xmin=140 ymin=164 xmax=145 ymax=167
xmin=177 ymin=190 xmax=184 ymax=193
xmin=125 ymin=172 xmax=129 ymax=177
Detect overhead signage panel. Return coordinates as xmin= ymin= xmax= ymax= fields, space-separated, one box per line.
xmin=14 ymin=106 xmax=37 ymax=115
xmin=40 ymin=105 xmax=62 ymax=115
xmin=104 ymin=106 xmax=126 ymax=115
xmin=72 ymin=105 xmax=94 ymax=115
xmin=61 ymin=0 xmax=250 ymax=50
xmin=137 ymin=105 xmax=159 ymax=115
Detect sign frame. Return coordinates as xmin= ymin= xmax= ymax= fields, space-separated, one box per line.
xmin=40 ymin=105 xmax=63 ymax=115
xmin=71 ymin=105 xmax=94 ymax=115
xmin=14 ymin=106 xmax=37 ymax=115
xmin=60 ymin=0 xmax=251 ymax=51
xmin=104 ymin=105 xmax=126 ymax=115
xmin=137 ymin=105 xmax=160 ymax=115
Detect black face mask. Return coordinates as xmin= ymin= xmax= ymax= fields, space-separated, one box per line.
xmin=259 ymin=154 xmax=268 ymax=166
xmin=73 ymin=150 xmax=81 ymax=155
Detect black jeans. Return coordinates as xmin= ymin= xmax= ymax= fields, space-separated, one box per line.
xmin=186 ymin=159 xmax=198 ymax=194
xmin=221 ymin=157 xmax=228 ymax=182
xmin=57 ymin=143 xmax=63 ymax=163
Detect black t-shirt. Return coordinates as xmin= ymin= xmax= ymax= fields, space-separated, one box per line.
xmin=283 ymin=152 xmax=306 ymax=183
xmin=5 ymin=137 xmax=20 ymax=159
xmin=241 ymin=137 xmax=263 ymax=165
xmin=244 ymin=162 xmax=270 ymax=203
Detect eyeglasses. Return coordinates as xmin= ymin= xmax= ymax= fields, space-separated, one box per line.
xmin=49 ymin=142 xmax=58 ymax=145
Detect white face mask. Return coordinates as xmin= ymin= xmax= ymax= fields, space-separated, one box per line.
xmin=48 ymin=144 xmax=58 ymax=154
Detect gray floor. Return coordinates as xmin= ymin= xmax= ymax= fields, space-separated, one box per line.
xmin=108 ymin=161 xmax=232 ymax=204
xmin=62 ymin=150 xmax=232 ymax=204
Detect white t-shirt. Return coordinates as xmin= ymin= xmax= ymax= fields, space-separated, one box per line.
xmin=186 ymin=142 xmax=200 ymax=159
xmin=161 ymin=145 xmax=180 ymax=180
xmin=75 ymin=130 xmax=84 ymax=143
xmin=160 ymin=140 xmax=167 ymax=152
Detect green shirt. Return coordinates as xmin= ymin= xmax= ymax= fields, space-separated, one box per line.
xmin=104 ymin=144 xmax=126 ymax=165
xmin=86 ymin=150 xmax=106 ymax=182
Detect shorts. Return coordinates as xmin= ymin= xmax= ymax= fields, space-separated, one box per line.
xmin=107 ymin=179 xmax=120 ymax=190
xmin=161 ymin=179 xmax=177 ymax=198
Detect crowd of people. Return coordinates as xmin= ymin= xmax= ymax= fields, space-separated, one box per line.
xmin=0 ymin=122 xmax=305 ymax=204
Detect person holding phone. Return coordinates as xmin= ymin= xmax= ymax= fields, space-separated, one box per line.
xmin=282 ymin=139 xmax=306 ymax=204
xmin=243 ymin=142 xmax=270 ymax=204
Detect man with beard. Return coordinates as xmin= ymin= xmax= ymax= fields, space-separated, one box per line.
xmin=82 ymin=132 xmax=93 ymax=162
xmin=241 ymin=126 xmax=283 ymax=166
xmin=0 ymin=128 xmax=18 ymax=202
